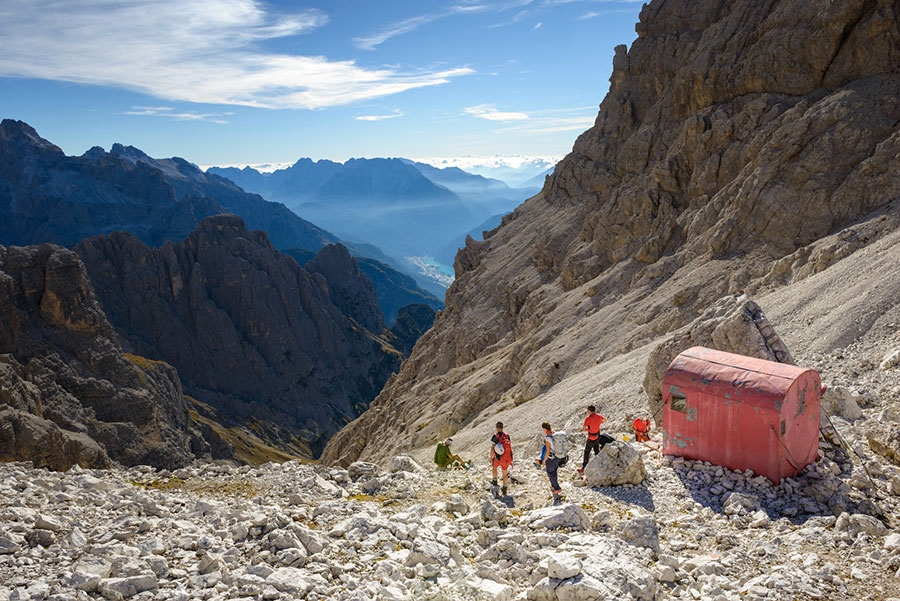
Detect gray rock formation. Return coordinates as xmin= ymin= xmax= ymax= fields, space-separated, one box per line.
xmin=321 ymin=0 xmax=900 ymax=466
xmin=76 ymin=215 xmax=402 ymax=458
xmin=386 ymin=303 xmax=438 ymax=357
xmin=283 ymin=248 xmax=445 ymax=326
xmin=0 ymin=244 xmax=192 ymax=469
xmin=304 ymin=243 xmax=386 ymax=334
xmin=642 ymin=294 xmax=794 ymax=423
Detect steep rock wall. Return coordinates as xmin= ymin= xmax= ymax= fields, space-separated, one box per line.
xmin=76 ymin=215 xmax=402 ymax=457
xmin=0 ymin=244 xmax=192 ymax=469
xmin=322 ymin=0 xmax=900 ymax=465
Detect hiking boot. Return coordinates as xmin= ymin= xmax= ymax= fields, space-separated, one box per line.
xmin=501 ymin=486 xmax=507 ymax=496
xmin=490 ymin=479 xmax=498 ymax=487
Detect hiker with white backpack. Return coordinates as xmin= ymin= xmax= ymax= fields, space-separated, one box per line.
xmin=490 ymin=421 xmax=513 ymax=496
xmin=535 ymin=422 xmax=568 ymax=503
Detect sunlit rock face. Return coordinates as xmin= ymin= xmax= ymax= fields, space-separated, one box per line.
xmin=322 ymin=0 xmax=900 ymax=466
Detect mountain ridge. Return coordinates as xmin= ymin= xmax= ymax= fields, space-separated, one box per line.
xmin=0 ymin=119 xmax=336 ymax=253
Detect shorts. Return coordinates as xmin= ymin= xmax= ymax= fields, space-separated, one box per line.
xmin=492 ymin=454 xmax=512 ymax=469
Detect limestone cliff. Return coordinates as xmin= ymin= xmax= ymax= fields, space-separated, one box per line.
xmin=305 ymin=243 xmax=386 ymax=335
xmin=0 ymin=244 xmax=193 ymax=470
xmin=76 ymin=215 xmax=402 ymax=457
xmin=321 ymin=0 xmax=900 ymax=465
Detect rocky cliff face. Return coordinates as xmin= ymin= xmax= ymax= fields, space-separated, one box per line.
xmin=0 ymin=244 xmax=193 ymax=470
xmin=322 ymin=0 xmax=900 ymax=465
xmin=304 ymin=243 xmax=386 ymax=335
xmin=76 ymin=215 xmax=402 ymax=457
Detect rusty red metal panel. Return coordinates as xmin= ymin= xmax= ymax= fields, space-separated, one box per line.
xmin=662 ymin=346 xmax=821 ymax=483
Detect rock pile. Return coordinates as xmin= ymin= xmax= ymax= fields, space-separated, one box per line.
xmin=2 ymin=413 xmax=898 ymax=601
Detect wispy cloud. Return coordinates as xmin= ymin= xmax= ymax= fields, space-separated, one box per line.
xmin=579 ymin=7 xmax=642 ymax=20
xmin=124 ymin=106 xmax=234 ymax=124
xmin=355 ymin=2 xmax=531 ymax=49
xmin=476 ymin=106 xmax=596 ymax=134
xmin=355 ymin=109 xmax=405 ymax=121
xmin=0 ymin=0 xmax=472 ymax=110
xmin=354 ymin=14 xmax=443 ymax=51
xmin=464 ymin=105 xmax=530 ymax=121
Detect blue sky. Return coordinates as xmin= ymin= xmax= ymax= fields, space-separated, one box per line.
xmin=0 ymin=0 xmax=642 ymax=172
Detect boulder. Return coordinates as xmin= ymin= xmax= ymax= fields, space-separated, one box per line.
xmin=821 ymin=386 xmax=864 ymax=421
xmin=866 ymin=422 xmax=900 ymax=466
xmin=615 ymin=515 xmax=660 ymax=553
xmin=387 ymin=454 xmax=424 ymax=474
xmin=583 ymin=441 xmax=645 ymax=487
xmin=881 ymin=349 xmax=900 ymax=370
xmin=522 ymin=504 xmax=590 ymax=531
xmin=643 ymin=295 xmax=794 ymax=423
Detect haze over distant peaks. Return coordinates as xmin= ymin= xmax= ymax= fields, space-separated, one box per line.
xmin=207 ymin=155 xmax=559 ymax=188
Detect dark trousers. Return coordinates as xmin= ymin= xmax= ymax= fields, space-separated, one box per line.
xmin=546 ymin=456 xmax=562 ymax=492
xmin=583 ymin=437 xmax=601 ymax=469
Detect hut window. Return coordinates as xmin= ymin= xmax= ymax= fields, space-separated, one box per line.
xmin=781 ymin=420 xmax=786 ymax=435
xmin=670 ymin=393 xmax=688 ymax=413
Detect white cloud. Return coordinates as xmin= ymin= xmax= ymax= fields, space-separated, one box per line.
xmin=124 ymin=106 xmax=233 ymax=124
xmin=357 ymin=2 xmax=536 ymax=47
xmin=463 ymin=105 xmax=596 ymax=134
xmin=0 ymin=0 xmax=472 ymax=110
xmin=355 ymin=109 xmax=405 ymax=121
xmin=464 ymin=105 xmax=530 ymax=121
xmin=354 ymin=14 xmax=442 ymax=51
xmin=415 ymin=154 xmax=561 ymax=170
xmin=497 ymin=115 xmax=596 ymax=135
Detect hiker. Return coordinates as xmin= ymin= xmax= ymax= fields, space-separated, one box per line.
xmin=632 ymin=417 xmax=651 ymax=442
xmin=434 ymin=438 xmax=467 ymax=469
xmin=535 ymin=422 xmax=563 ymax=502
xmin=579 ymin=404 xmax=607 ymax=474
xmin=490 ymin=421 xmax=513 ymax=496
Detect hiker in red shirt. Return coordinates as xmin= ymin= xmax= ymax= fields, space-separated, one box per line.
xmin=490 ymin=421 xmax=513 ymax=496
xmin=579 ymin=405 xmax=606 ymax=473
xmin=632 ymin=417 xmax=651 ymax=442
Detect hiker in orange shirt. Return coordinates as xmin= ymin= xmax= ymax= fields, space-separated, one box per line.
xmin=490 ymin=421 xmax=513 ymax=496
xmin=633 ymin=417 xmax=651 ymax=442
xmin=579 ymin=405 xmax=607 ymax=473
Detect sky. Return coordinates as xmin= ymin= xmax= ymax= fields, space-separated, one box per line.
xmin=0 ymin=0 xmax=643 ymax=173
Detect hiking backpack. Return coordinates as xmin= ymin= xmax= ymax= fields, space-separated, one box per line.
xmin=551 ymin=430 xmax=569 ymax=458
xmin=493 ymin=432 xmax=510 ymax=458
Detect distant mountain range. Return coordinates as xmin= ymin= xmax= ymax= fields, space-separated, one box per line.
xmin=208 ymin=157 xmax=543 ymax=277
xmin=0 ymin=119 xmax=443 ymax=321
xmin=0 ymin=121 xmax=334 ymax=252
xmin=413 ymin=156 xmax=557 ymax=188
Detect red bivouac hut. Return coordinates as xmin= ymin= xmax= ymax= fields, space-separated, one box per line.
xmin=661 ymin=346 xmax=822 ymax=484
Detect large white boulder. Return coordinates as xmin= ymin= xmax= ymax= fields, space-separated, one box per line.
xmin=583 ymin=441 xmax=645 ymax=486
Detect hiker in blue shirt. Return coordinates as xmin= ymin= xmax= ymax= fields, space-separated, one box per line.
xmin=535 ymin=422 xmax=563 ymax=502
